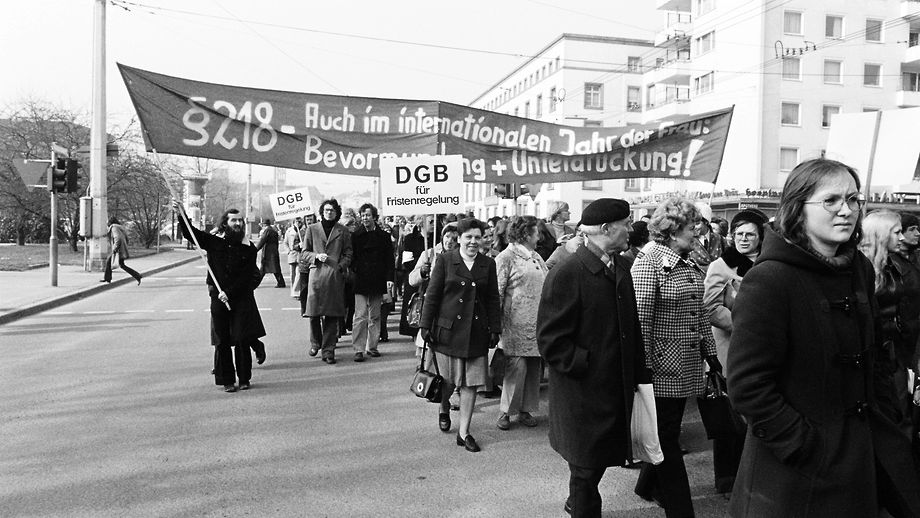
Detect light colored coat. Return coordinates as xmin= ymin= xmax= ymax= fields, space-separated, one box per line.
xmin=302 ymin=222 xmax=352 ymax=317
xmin=495 ymin=243 xmax=547 ymax=357
xmin=702 ymin=256 xmax=741 ymax=369
xmin=108 ymin=223 xmax=130 ymax=259
xmin=283 ymin=225 xmax=301 ymax=265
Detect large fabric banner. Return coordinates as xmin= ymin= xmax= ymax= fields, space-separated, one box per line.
xmin=119 ymin=64 xmax=733 ymax=184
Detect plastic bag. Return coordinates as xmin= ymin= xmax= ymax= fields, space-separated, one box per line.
xmin=630 ymin=383 xmax=664 ymax=465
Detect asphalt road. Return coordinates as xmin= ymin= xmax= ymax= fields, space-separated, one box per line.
xmin=0 ymin=261 xmax=729 ymax=517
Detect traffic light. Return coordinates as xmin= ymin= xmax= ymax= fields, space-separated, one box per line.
xmin=65 ymin=158 xmax=80 ymax=193
xmin=50 ymin=158 xmax=67 ymax=193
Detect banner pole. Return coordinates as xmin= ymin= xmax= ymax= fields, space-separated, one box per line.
xmin=151 ymin=149 xmax=231 ymax=310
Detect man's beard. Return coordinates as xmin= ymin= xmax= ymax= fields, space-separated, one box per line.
xmin=224 ymin=225 xmax=244 ymax=241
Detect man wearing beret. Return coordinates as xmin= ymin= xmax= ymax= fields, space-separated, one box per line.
xmin=538 ymin=198 xmax=652 ymax=517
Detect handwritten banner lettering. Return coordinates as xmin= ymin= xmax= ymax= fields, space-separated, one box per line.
xmin=119 ymin=64 xmax=733 ymax=184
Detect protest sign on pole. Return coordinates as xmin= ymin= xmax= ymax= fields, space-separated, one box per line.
xmin=269 ymin=186 xmax=316 ymax=221
xmin=379 ymin=155 xmax=464 ymax=216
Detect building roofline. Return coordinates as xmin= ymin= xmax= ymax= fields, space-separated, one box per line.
xmin=469 ymin=33 xmax=655 ymax=105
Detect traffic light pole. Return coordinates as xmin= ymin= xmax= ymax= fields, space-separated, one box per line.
xmin=49 ymin=148 xmax=59 ymax=287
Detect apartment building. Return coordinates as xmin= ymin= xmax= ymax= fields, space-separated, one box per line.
xmin=467 ymin=34 xmax=656 ymax=223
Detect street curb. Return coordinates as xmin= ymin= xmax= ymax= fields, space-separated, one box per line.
xmin=0 ymin=255 xmax=199 ymax=326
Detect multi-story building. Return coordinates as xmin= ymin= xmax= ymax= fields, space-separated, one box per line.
xmin=467 ymin=2 xmax=920 ymax=221
xmin=467 ymin=34 xmax=656 ymax=223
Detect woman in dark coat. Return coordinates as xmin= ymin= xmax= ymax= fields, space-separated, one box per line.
xmin=420 ymin=218 xmax=502 ymax=452
xmin=728 ymin=159 xmax=920 ymax=517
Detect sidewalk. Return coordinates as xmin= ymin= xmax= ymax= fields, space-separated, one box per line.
xmin=0 ymin=247 xmax=199 ymax=325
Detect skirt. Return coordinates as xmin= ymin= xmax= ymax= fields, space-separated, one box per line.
xmin=432 ymin=350 xmax=488 ymax=388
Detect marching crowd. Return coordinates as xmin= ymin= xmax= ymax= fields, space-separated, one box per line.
xmin=171 ymin=157 xmax=920 ymax=518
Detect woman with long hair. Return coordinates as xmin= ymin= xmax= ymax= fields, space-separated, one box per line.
xmin=727 ymin=159 xmax=920 ymax=516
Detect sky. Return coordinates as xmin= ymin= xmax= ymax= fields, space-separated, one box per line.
xmin=1 ymin=0 xmax=661 ymax=193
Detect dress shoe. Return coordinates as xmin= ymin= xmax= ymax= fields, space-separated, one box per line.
xmin=519 ymin=412 xmax=538 ymax=427
xmin=239 ymin=382 xmax=250 ymax=390
xmin=497 ymin=413 xmax=511 ymax=431
xmin=456 ymin=433 xmax=481 ymax=452
xmin=378 ymin=337 xmax=389 ymax=343
xmin=623 ymin=459 xmax=644 ymax=470
xmin=438 ymin=413 xmax=451 ymax=432
xmin=99 ymin=279 xmax=111 ymax=283
xmin=137 ymin=276 xmax=142 ymax=286
xmin=354 ymin=352 xmax=365 ymax=362
xmin=223 ymin=384 xmax=237 ymax=393
xmin=367 ymin=350 xmax=381 ymax=358
xmin=308 ymin=347 xmax=319 ymax=357
xmin=323 ymin=357 xmax=336 ymax=365
xmin=564 ymin=499 xmax=572 ymax=515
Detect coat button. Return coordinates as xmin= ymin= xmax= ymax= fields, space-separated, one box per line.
xmin=457 ymin=315 xmax=461 ymax=319
xmin=459 ymin=298 xmax=463 ymax=302
xmin=461 ymin=281 xmax=465 ymax=286
xmin=754 ymin=428 xmax=766 ymax=438
xmin=472 ymin=281 xmax=477 ymax=286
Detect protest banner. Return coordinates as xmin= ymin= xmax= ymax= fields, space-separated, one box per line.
xmin=379 ymin=155 xmax=464 ymax=215
xmin=269 ymin=186 xmax=316 ymax=221
xmin=119 ymin=64 xmax=733 ymax=185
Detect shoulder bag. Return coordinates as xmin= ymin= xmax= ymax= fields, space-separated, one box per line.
xmin=697 ymin=370 xmax=746 ymax=439
xmin=410 ymin=342 xmax=443 ymax=403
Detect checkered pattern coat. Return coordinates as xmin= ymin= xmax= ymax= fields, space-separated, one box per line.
xmin=631 ymin=242 xmax=717 ymax=398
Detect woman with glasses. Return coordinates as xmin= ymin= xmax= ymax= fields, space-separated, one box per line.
xmin=631 ymin=197 xmax=721 ymax=518
xmin=702 ymin=208 xmax=768 ymax=495
xmin=727 ymin=159 xmax=920 ymax=517
xmin=859 ymin=211 xmax=920 ymax=437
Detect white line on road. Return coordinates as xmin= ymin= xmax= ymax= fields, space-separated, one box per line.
xmin=281 ymin=307 xmax=301 ymax=311
xmin=46 ymin=311 xmax=74 ymax=315
xmin=84 ymin=310 xmax=116 ymax=314
xmin=124 ymin=310 xmax=156 ymax=313
xmin=165 ymin=309 xmax=195 ymax=313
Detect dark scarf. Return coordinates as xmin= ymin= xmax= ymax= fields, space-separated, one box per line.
xmin=720 ymin=245 xmax=755 ymax=277
xmin=321 ymin=219 xmax=335 ymax=238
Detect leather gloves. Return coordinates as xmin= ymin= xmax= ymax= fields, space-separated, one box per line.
xmin=489 ymin=333 xmax=501 ymax=348
xmin=420 ymin=328 xmax=432 ymax=343
xmin=706 ymin=355 xmax=723 ymax=374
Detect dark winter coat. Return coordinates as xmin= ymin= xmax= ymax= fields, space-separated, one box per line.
xmin=176 ymin=219 xmax=266 ymax=347
xmin=537 ymin=243 xmax=652 ymax=468
xmin=350 ymin=225 xmax=394 ymax=295
xmin=419 ymin=250 xmax=501 ymax=359
xmin=881 ymin=254 xmax=920 ymax=368
xmin=256 ymin=225 xmax=282 ymax=274
xmin=727 ymin=228 xmax=920 ymax=517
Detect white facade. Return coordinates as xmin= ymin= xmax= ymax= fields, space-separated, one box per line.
xmin=467 ymin=34 xmax=657 ymax=224
xmin=655 ymin=0 xmax=920 ymax=192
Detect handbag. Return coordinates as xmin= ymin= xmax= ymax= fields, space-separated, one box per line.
xmin=630 ymin=383 xmax=664 ymax=465
xmin=697 ymin=371 xmax=746 ymax=439
xmin=410 ymin=342 xmax=444 ymax=403
xmin=406 ymin=290 xmax=424 ymax=328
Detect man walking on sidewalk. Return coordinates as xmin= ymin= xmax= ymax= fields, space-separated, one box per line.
xmin=350 ymin=203 xmax=394 ymax=362
xmin=172 ymin=200 xmax=267 ymax=392
xmin=101 ymin=216 xmax=142 ymax=285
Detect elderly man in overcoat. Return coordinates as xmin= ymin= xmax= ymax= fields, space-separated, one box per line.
xmin=302 ymin=199 xmax=353 ymax=364
xmin=538 ymin=198 xmax=651 ymax=518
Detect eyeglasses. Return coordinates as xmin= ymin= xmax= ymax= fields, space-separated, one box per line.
xmin=803 ymin=193 xmax=866 ymax=213
xmin=733 ymin=232 xmax=758 ymax=241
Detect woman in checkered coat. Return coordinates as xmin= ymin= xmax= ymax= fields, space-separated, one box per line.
xmin=630 ymin=197 xmax=721 ymax=518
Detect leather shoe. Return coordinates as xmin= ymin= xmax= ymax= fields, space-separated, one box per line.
xmin=497 ymin=413 xmax=511 ymax=430
xmin=367 ymin=350 xmax=381 ymax=357
xmin=223 ymin=384 xmax=237 ymax=393
xmin=438 ymin=413 xmax=451 ymax=432
xmin=239 ymin=382 xmax=250 ymax=391
xmin=354 ymin=352 xmax=365 ymax=362
xmin=308 ymin=347 xmax=319 ymax=357
xmin=456 ymin=433 xmax=481 ymax=452
xmin=623 ymin=459 xmax=644 ymax=470
xmin=323 ymin=357 xmax=336 ymax=365
xmin=564 ymin=500 xmax=572 ymax=515
xmin=519 ymin=412 xmax=537 ymax=427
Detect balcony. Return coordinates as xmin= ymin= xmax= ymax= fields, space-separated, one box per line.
xmin=645 ymin=85 xmax=691 ymax=120
xmin=902 ymin=0 xmax=920 ymax=19
xmin=646 ymin=58 xmax=693 ymax=84
xmin=906 ymin=36 xmax=920 ymax=65
xmin=897 ymin=90 xmax=920 ymax=107
xmin=657 ymin=0 xmax=691 ymax=12
xmin=655 ymin=13 xmax=692 ymax=47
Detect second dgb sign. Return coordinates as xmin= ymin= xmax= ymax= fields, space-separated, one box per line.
xmin=379 ymin=155 xmax=464 ymax=216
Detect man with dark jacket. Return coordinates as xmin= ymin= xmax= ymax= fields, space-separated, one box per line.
xmin=350 ymin=203 xmax=394 ymax=362
xmin=256 ymin=218 xmax=285 ymax=288
xmin=172 ymin=200 xmax=266 ymax=392
xmin=538 ymin=198 xmax=651 ymax=517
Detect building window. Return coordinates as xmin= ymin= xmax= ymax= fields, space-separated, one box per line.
xmin=863 ymin=107 xmax=880 ymax=112
xmin=826 ymin=15 xmax=843 ymax=39
xmin=627 ymin=86 xmax=641 ymax=112
xmin=822 ymin=105 xmax=840 ymax=128
xmin=864 ymin=63 xmax=882 ymax=87
xmin=784 ymin=11 xmax=803 ymax=35
xmin=584 ymin=120 xmax=603 ymax=128
xmin=582 ymin=180 xmax=603 ymax=190
xmin=780 ymin=147 xmax=799 ymax=171
xmin=549 ymin=87 xmax=557 ymax=112
xmin=584 ymin=83 xmax=603 ymax=109
xmin=514 ymin=107 xmax=519 ymax=117
xmin=823 ymin=60 xmax=842 ymax=84
xmin=782 ymin=57 xmax=801 ymax=80
xmin=697 ymin=31 xmax=715 ymax=55
xmin=781 ymin=102 xmax=800 ymax=126
xmin=628 ymin=56 xmax=642 ymax=72
xmin=912 ymin=32 xmax=920 ymax=48
xmin=536 ymin=95 xmax=543 ymax=118
xmin=866 ymin=19 xmax=883 ymax=42
xmin=695 ymin=72 xmax=714 ymax=95
xmin=698 ymin=0 xmax=714 ymax=16
xmin=524 ymin=101 xmax=531 ymax=119
xmin=905 ymin=72 xmax=920 ymax=92
xmin=625 ymin=178 xmax=640 ymax=192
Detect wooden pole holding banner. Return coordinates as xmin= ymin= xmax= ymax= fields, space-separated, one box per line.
xmin=150 ymin=149 xmax=231 ymax=311
xmin=861 ymin=110 xmax=883 ymax=216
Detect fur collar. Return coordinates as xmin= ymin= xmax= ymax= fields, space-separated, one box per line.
xmin=720 ymin=246 xmax=755 ymax=277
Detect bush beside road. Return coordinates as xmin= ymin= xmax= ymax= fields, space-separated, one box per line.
xmin=0 ymin=242 xmax=179 ymax=271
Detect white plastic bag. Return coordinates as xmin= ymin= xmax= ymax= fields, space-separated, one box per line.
xmin=630 ymin=383 xmax=664 ymax=465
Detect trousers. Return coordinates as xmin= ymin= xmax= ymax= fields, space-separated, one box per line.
xmin=352 ymin=293 xmax=382 ymax=353
xmin=499 ymin=355 xmax=541 ymax=415
xmin=635 ymin=397 xmax=694 ymax=518
xmin=568 ymin=463 xmax=606 ymax=518
xmin=310 ymin=316 xmax=339 ymax=359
